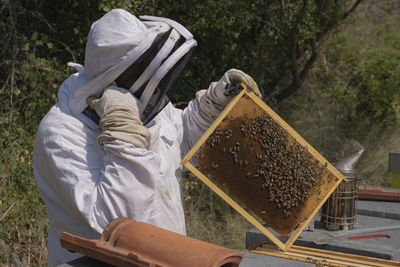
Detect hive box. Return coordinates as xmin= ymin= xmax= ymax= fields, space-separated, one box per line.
xmin=389 ymin=150 xmax=400 ymax=189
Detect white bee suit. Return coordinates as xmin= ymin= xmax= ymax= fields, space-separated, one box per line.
xmin=33 ymin=9 xmax=260 ymax=266
xmin=33 ymin=75 xmax=212 ymax=266
xmin=33 ymin=9 xmax=209 ymax=266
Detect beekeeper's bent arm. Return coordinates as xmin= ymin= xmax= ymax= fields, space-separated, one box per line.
xmin=86 ymin=85 xmax=150 ymax=148
xmin=34 ymin=97 xmax=188 ymax=246
xmin=34 ymin=106 xmax=183 ymax=226
xmin=34 ymin=101 xmax=186 ymax=266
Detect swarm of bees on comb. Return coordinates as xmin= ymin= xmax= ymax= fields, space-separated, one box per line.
xmin=196 ymin=112 xmax=332 ymax=219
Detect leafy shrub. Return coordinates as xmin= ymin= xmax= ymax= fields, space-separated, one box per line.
xmin=0 ymin=0 xmax=364 ymax=264
xmin=278 ymin=2 xmax=400 ymax=187
xmin=352 ymin=49 xmax=400 ymax=123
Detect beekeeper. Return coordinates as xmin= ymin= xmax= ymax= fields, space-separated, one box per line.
xmin=33 ymin=9 xmax=261 ymax=266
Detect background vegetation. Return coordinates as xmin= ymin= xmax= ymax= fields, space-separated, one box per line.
xmin=1 ymin=0 xmax=400 ymax=265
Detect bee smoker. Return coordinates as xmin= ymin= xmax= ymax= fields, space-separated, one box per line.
xmin=320 ymin=148 xmax=364 ymax=231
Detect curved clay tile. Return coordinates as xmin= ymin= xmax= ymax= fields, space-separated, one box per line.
xmin=61 ymin=218 xmax=243 ymax=267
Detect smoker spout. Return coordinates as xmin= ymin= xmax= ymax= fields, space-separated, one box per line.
xmin=335 ymin=147 xmax=365 ymax=172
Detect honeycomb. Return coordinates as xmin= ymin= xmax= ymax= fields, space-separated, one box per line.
xmin=195 ymin=94 xmax=339 ymax=236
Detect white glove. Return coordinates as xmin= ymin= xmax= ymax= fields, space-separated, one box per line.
xmin=87 ymin=85 xmax=150 ymax=148
xmin=197 ymin=69 xmax=261 ymax=122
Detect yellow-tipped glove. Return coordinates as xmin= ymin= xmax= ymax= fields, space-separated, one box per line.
xmin=196 ymin=69 xmax=261 ymax=122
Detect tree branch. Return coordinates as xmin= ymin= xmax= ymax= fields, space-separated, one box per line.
xmin=0 ymin=73 xmax=10 ymax=95
xmin=290 ymin=31 xmax=299 ymax=84
xmin=280 ymin=0 xmax=287 ymax=20
xmin=56 ymin=40 xmax=76 ymax=62
xmin=299 ymin=38 xmax=318 ymax=81
xmin=268 ymin=0 xmax=363 ymax=101
xmin=290 ymin=0 xmax=308 ymax=78
xmin=343 ymin=0 xmax=364 ymax=20
xmin=7 ymin=0 xmax=17 ymax=132
xmin=269 ymin=0 xmax=308 ymax=100
xmin=275 ymin=38 xmax=317 ymax=101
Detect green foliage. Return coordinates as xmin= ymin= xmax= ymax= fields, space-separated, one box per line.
xmin=0 ymin=48 xmax=72 ymax=266
xmin=183 ymin=173 xmax=251 ymax=249
xmin=278 ymin=1 xmax=400 ymax=187
xmin=152 ymin=0 xmax=357 ymax=102
xmin=324 ymin=8 xmax=400 ymax=126
xmin=2 ymin=0 xmax=388 ymax=265
xmin=353 ymin=49 xmax=400 ymax=122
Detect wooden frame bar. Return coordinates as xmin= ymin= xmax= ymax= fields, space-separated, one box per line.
xmin=249 ymin=244 xmax=400 ymax=267
xmin=182 ymin=88 xmax=346 ymax=251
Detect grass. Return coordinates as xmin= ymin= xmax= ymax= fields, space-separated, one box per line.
xmin=0 ymin=187 xmax=48 ymax=266
xmin=183 ymin=173 xmax=252 ymax=249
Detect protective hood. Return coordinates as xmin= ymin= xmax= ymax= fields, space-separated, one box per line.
xmin=60 ymin=9 xmax=196 ymax=124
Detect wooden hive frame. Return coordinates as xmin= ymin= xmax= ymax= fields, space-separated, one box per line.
xmin=181 ymin=87 xmax=347 ymax=251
